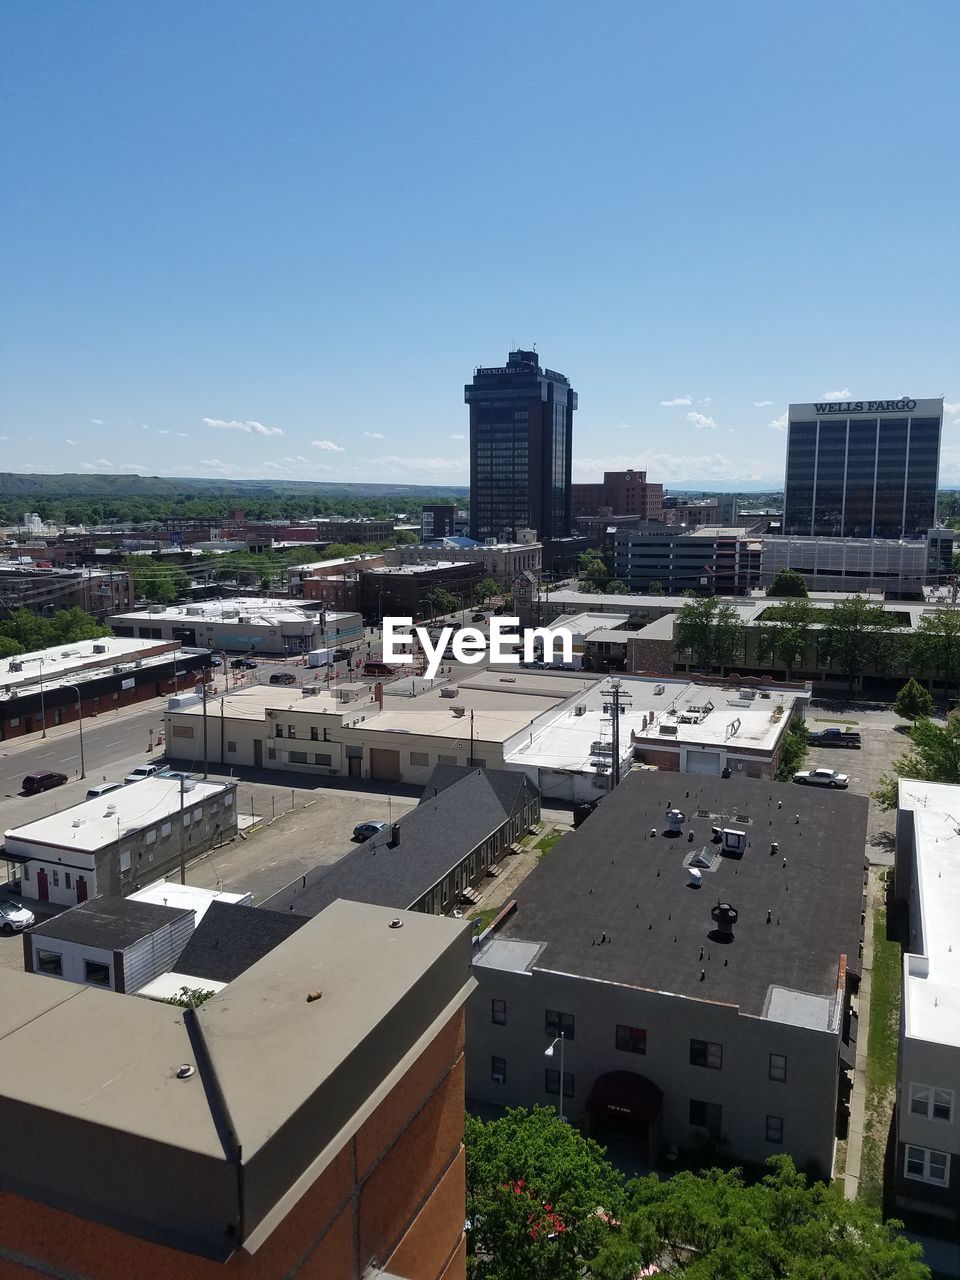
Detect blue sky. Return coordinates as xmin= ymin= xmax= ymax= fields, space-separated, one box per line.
xmin=1 ymin=0 xmax=958 ymax=489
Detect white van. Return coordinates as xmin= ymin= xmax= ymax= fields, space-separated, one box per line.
xmin=86 ymin=781 xmax=124 ymax=801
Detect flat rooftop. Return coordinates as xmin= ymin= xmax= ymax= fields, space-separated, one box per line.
xmin=365 ymin=677 xmax=569 ymax=744
xmin=129 ymin=878 xmax=249 ymax=923
xmin=0 ymin=636 xmax=179 ymax=701
xmin=363 ymin=561 xmax=471 ymax=575
xmin=110 ymin=597 xmax=350 ymax=626
xmin=172 ymin=684 xmax=375 ymax=722
xmin=482 ymin=771 xmax=868 ymax=1023
xmin=31 ymin=895 xmax=193 ymax=948
xmin=4 ymin=778 xmax=233 ymax=853
xmin=899 ymin=780 xmax=960 ymax=1048
xmin=0 ymin=901 xmax=472 ymax=1258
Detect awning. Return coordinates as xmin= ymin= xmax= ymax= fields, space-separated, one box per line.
xmin=585 ymin=1071 xmax=663 ymax=1123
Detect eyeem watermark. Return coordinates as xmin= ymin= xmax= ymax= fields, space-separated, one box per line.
xmin=382 ymin=617 xmax=573 ymax=681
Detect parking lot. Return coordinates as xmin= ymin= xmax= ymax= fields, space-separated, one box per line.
xmin=803 ymin=699 xmax=919 ymax=864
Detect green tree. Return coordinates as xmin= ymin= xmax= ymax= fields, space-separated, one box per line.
xmin=592 ymin=1155 xmax=928 ymax=1280
xmin=424 ymin=586 xmax=458 ymax=618
xmin=757 ymin=598 xmax=815 ymax=679
xmin=674 ymin=596 xmax=744 ymax=672
xmin=775 ymin=721 xmax=809 ymax=781
xmin=0 ymin=636 xmax=23 ymax=658
xmin=765 ymin=567 xmax=809 ymax=598
xmin=819 ymin=596 xmax=899 ymax=692
xmin=605 ymin=580 xmax=627 ymax=594
xmin=648 ymin=580 xmax=665 ymax=595
xmin=122 ymin=557 xmax=189 ymax=603
xmin=578 ymin=549 xmax=610 ymax=593
xmin=912 ymin=607 xmax=960 ymax=702
xmin=465 ymin=1106 xmax=625 ymax=1280
xmin=874 ymin=713 xmax=960 ymax=809
xmin=895 ymin=678 xmax=934 ymax=721
xmin=475 ymin=577 xmax=501 ymax=604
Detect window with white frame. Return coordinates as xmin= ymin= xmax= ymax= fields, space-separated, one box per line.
xmin=909 ymin=1084 xmax=954 ymax=1123
xmin=904 ymin=1146 xmax=950 ymax=1185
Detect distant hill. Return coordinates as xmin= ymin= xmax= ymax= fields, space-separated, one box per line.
xmin=0 ymin=473 xmax=468 ymax=500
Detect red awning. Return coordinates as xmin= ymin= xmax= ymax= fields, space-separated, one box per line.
xmin=585 ymin=1072 xmax=663 ymax=1123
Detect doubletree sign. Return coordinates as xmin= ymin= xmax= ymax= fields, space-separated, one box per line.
xmin=813 ymin=398 xmax=917 ymax=414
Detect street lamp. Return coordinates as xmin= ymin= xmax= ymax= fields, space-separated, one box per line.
xmin=62 ymin=684 xmax=86 ymax=779
xmin=37 ymin=657 xmax=46 ymax=739
xmin=544 ymin=1031 xmax=567 ymax=1122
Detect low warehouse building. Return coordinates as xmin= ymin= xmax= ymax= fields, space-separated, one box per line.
xmin=110 ymin=597 xmax=362 ymax=656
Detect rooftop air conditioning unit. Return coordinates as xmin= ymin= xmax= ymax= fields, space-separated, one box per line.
xmin=451 ymin=704 xmax=466 ymax=717
xmin=92 ymin=643 xmax=108 ymax=654
xmin=8 ymin=661 xmax=23 ymax=672
xmin=658 ymin=723 xmax=678 ymax=735
xmin=574 ymin=704 xmax=587 ymax=716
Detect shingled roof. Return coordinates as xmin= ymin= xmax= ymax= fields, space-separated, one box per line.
xmin=173 ymin=901 xmax=310 ymax=983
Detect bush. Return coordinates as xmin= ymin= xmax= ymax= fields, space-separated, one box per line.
xmin=894 ymin=677 xmax=934 ymax=721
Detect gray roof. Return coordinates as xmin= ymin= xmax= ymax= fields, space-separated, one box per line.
xmin=495 ymin=771 xmax=868 ymax=1016
xmin=173 ymin=902 xmax=309 ymax=983
xmin=421 ymin=762 xmax=533 ymax=815
xmin=268 ymin=768 xmax=533 ymax=917
xmin=31 ymin=896 xmax=194 ymax=949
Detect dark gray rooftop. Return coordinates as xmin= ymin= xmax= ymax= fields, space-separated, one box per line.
xmin=32 ymin=896 xmax=193 ymax=949
xmin=266 ymin=767 xmax=534 ymax=917
xmin=497 ymin=771 xmax=868 ymax=1015
xmin=173 ymin=901 xmax=309 ymax=983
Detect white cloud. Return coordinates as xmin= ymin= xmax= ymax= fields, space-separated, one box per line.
xmin=0 ymin=435 xmax=8 ymax=442
xmin=140 ymin=424 xmax=149 ymax=430
xmin=202 ymin=417 xmax=283 ymax=437
xmin=89 ymin=418 xmax=104 ymax=425
xmin=65 ymin=438 xmax=77 ymax=445
xmin=282 ymin=455 xmax=310 ymax=464
xmin=449 ymin=433 xmax=465 ymax=439
xmin=372 ymin=454 xmax=468 ymax=482
xmin=311 ymin=439 xmax=345 ymax=452
xmin=362 ymin=431 xmax=385 ymax=439
xmin=945 ymin=401 xmax=960 ymax=418
xmin=260 ymin=461 xmax=289 ymax=472
xmin=177 ymin=432 xmax=189 ymax=438
xmin=687 ymin=412 xmax=716 ymax=430
xmin=753 ymin=400 xmax=774 ymax=407
xmin=661 ymin=396 xmax=692 ymax=407
xmin=697 ymin=397 xmax=712 ymax=406
xmin=615 ymin=422 xmax=630 ymax=431
xmin=157 ymin=429 xmax=171 ymax=435
xmin=80 ymin=458 xmax=114 ymax=470
xmin=770 ymin=412 xmax=788 ymax=431
xmin=820 ymin=387 xmax=851 ymax=401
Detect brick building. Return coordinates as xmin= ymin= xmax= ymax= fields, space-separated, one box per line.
xmin=570 ymin=469 xmax=663 ymax=521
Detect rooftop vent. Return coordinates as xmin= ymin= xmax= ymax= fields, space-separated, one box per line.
xmin=721 ymin=828 xmax=747 ymax=854
xmin=684 ymin=846 xmax=720 ymax=873
xmin=71 ymin=817 xmax=85 ymax=828
xmin=687 ymin=867 xmax=703 ymax=889
xmin=710 ymin=900 xmax=739 ymax=942
xmin=104 ymin=803 xmax=117 ymax=816
xmin=665 ymin=808 xmax=685 ymax=833
xmin=574 ymin=704 xmax=587 ymax=716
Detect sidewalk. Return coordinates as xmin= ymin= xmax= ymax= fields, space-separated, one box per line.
xmin=842 ymin=863 xmax=876 ymax=1200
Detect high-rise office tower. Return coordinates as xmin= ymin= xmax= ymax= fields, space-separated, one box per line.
xmin=783 ymin=398 xmax=943 ymax=539
xmin=465 ymin=349 xmax=577 ymax=542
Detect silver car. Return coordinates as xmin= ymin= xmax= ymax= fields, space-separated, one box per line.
xmin=0 ymin=900 xmax=35 ymax=935
xmin=793 ymin=767 xmax=849 ymax=789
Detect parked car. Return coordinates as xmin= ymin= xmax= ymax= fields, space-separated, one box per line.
xmin=331 ymin=648 xmax=351 ymax=662
xmin=231 ymin=657 xmax=259 ymax=670
xmin=362 ymin=661 xmax=396 ymax=677
xmin=124 ymin=764 xmax=162 ymax=785
xmin=85 ymin=781 xmax=124 ymax=801
xmin=209 ymin=656 xmax=223 ymax=667
xmin=157 ymin=769 xmax=196 ymax=785
xmin=269 ymin=671 xmax=298 ymax=685
xmin=807 ymin=727 xmax=862 ymax=749
xmin=471 ymin=612 xmax=487 ymax=623
xmin=0 ymin=900 xmax=35 ymax=935
xmin=793 ymin=767 xmax=849 ymax=789
xmin=22 ymin=771 xmax=67 ymax=796
xmin=353 ymin=820 xmax=389 ymax=842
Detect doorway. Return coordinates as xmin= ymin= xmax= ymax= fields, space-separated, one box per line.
xmin=36 ymin=868 xmax=49 ymax=901
xmin=76 ymin=876 xmax=88 ymax=903
xmin=254 ymin=739 xmax=263 ymax=768
xmin=348 ymin=756 xmax=362 ymax=779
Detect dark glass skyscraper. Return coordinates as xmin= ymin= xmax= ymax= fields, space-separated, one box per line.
xmin=465 ymin=349 xmax=577 ymax=542
xmin=783 ymin=398 xmax=943 ymax=539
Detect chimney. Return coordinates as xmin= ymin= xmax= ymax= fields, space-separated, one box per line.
xmin=375 ymin=680 xmax=384 ymax=709
xmin=388 ymin=822 xmax=400 ymax=847
xmin=711 ymin=900 xmax=738 ymax=941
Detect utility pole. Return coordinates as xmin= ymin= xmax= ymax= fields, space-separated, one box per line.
xmin=178 ymin=775 xmax=186 ymax=884
xmin=469 ymin=708 xmax=475 ymax=767
xmin=601 ymin=678 xmax=632 ymax=790
xmin=202 ymin=680 xmax=209 ymax=779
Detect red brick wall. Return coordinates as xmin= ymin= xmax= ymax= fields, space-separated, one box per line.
xmin=0 ymin=1011 xmax=467 ymax=1280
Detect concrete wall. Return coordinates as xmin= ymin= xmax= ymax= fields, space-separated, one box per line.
xmin=468 ymin=963 xmax=840 ymax=1178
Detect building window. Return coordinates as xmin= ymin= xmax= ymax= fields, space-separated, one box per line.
xmin=910 ymin=1084 xmax=954 ymax=1122
xmin=545 ymin=1010 xmax=575 ymax=1042
xmin=689 ymin=1099 xmax=722 ymax=1136
xmin=224 ymin=793 xmax=233 ymax=806
xmin=310 ymin=727 xmax=319 ymax=741
xmin=410 ymin=751 xmax=429 ymax=766
xmin=268 ymin=747 xmax=277 ymax=760
xmin=545 ymin=1069 xmax=575 ymax=1098
xmin=289 ymin=750 xmax=308 ymax=764
xmin=64 ymin=873 xmax=72 ymax=889
xmin=314 ymin=752 xmax=332 ymax=766
xmin=84 ymin=960 xmax=111 ymax=986
xmin=769 ymin=1053 xmax=787 ymax=1083
xmin=36 ymin=950 xmax=62 ymax=975
xmin=690 ymin=1039 xmax=722 ymax=1070
xmin=492 ymin=998 xmax=506 ymax=1025
xmin=161 ymin=821 xmax=172 ymax=836
xmin=275 ymin=724 xmax=284 ymax=738
xmin=52 ymin=869 xmax=60 ymax=888
xmin=491 ymin=1056 xmax=506 ymax=1084
xmin=172 ymin=725 xmax=194 ymax=739
xmin=227 ymin=741 xmax=237 ymax=753
xmin=904 ymin=1146 xmax=950 ymax=1185
xmin=145 ymin=828 xmax=157 ymax=845
xmin=765 ymin=1115 xmax=784 ymax=1144
xmin=615 ymin=1024 xmax=647 ymax=1055
xmin=287 ymin=725 xmax=296 ymax=739
xmin=22 ymin=864 xmax=30 ymax=881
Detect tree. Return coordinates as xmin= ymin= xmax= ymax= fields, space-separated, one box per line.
xmin=465 ymin=1106 xmax=625 ymax=1280
xmin=648 ymin=580 xmax=665 ymax=595
xmin=775 ymin=720 xmax=809 ymax=781
xmin=819 ymin=596 xmax=899 ymax=692
xmin=591 ymin=1155 xmax=928 ymax=1280
xmin=874 ymin=713 xmax=960 ymax=809
xmin=756 ymin=598 xmax=815 ymax=679
xmin=0 ymin=636 xmax=23 ymax=658
xmin=895 ymin=678 xmax=934 ymax=721
xmin=912 ymin=607 xmax=960 ymax=702
xmin=578 ymin=549 xmax=610 ymax=593
xmin=424 ymin=586 xmax=458 ymax=618
xmin=605 ymin=580 xmax=627 ymax=594
xmin=765 ymin=567 xmax=808 ymax=598
xmin=674 ymin=596 xmax=744 ymax=672
xmin=475 ymin=577 xmax=501 ymax=604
